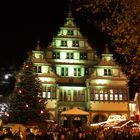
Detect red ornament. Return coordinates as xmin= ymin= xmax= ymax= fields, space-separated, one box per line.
xmin=40 ymin=110 xmax=44 ymax=114
xmin=25 ymin=64 xmax=29 ymax=68
xmin=18 ymin=89 xmax=22 ymax=94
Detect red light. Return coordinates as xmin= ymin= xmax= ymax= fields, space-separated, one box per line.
xmin=25 ymin=64 xmax=29 ymax=68
xmin=40 ymin=110 xmax=44 ymax=114
xmin=18 ymin=89 xmax=22 ymax=94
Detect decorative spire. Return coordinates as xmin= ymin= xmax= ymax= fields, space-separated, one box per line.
xmin=68 ymin=0 xmax=72 ymax=18
xmin=104 ymin=44 xmax=110 ymax=54
xmin=36 ymin=40 xmax=41 ymax=51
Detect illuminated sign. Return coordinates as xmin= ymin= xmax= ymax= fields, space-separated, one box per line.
xmin=107 ymin=115 xmax=126 ymax=122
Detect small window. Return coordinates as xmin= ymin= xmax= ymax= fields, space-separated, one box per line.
xmin=104 ymin=69 xmax=112 ymax=76
xmin=67 ymin=30 xmax=73 ymax=35
xmin=80 ymin=53 xmax=87 ymax=60
xmin=53 ymin=52 xmax=60 ymax=59
xmin=61 ymin=40 xmax=67 ymax=47
xmin=72 ymin=40 xmax=79 ymax=47
xmin=67 ymin=53 xmax=73 ymax=59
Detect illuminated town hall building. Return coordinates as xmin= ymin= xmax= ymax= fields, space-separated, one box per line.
xmin=31 ymin=10 xmax=130 ymax=126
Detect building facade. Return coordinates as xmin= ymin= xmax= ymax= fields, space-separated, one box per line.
xmin=31 ymin=11 xmax=130 ymax=126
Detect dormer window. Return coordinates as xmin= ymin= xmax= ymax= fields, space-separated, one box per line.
xmin=67 ymin=30 xmax=73 ymax=35
xmin=104 ymin=69 xmax=112 ymax=76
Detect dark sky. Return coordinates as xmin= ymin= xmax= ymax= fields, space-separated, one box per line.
xmin=0 ymin=2 xmax=70 ymax=69
xmin=0 ymin=2 xmax=107 ymax=70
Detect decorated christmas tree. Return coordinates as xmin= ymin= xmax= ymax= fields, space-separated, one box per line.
xmin=9 ymin=55 xmax=47 ymax=124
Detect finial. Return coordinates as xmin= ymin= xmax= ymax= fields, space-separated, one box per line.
xmin=104 ymin=44 xmax=110 ymax=54
xmin=68 ymin=0 xmax=72 ymax=18
xmin=36 ymin=40 xmax=41 ymax=50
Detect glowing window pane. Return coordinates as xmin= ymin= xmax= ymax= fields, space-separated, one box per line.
xmin=105 ymin=94 xmax=108 ymax=100
xmin=47 ymin=92 xmax=51 ymax=98
xmin=42 ymin=92 xmax=46 ymax=98
xmin=110 ymin=94 xmax=113 ymax=100
xmin=115 ymin=94 xmax=118 ymax=100
xmin=110 ymin=89 xmax=113 ymax=94
xmin=100 ymin=94 xmax=103 ymax=100
xmin=119 ymin=94 xmax=123 ymax=100
xmin=95 ymin=94 xmax=99 ymax=100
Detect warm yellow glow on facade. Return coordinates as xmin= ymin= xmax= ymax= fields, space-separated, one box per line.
xmin=60 ymin=86 xmax=85 ymax=90
xmin=42 ymin=66 xmax=48 ymax=73
xmin=39 ymin=77 xmax=54 ymax=82
xmin=95 ymin=79 xmax=108 ymax=85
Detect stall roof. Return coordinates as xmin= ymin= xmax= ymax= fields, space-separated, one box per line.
xmin=61 ymin=108 xmax=89 ymax=115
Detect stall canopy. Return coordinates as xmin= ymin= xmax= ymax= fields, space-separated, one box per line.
xmin=61 ymin=108 xmax=89 ymax=115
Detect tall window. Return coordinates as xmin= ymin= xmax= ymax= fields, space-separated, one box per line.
xmin=67 ymin=90 xmax=71 ymax=101
xmin=104 ymin=69 xmax=112 ymax=76
xmin=114 ymin=94 xmax=118 ymax=100
xmin=110 ymin=94 xmax=113 ymax=100
xmin=85 ymin=68 xmax=89 ymax=75
xmin=64 ymin=91 xmax=67 ymax=101
xmin=61 ymin=67 xmax=68 ymax=76
xmin=119 ymin=94 xmax=123 ymax=100
xmin=61 ymin=40 xmax=67 ymax=47
xmin=46 ymin=87 xmax=51 ymax=99
xmin=67 ymin=53 xmax=73 ymax=59
xmin=34 ymin=66 xmax=41 ymax=73
xmin=72 ymin=40 xmax=79 ymax=47
xmin=73 ymin=90 xmax=77 ymax=101
xmin=100 ymin=94 xmax=103 ymax=100
xmin=74 ymin=68 xmax=81 ymax=76
xmin=59 ymin=90 xmax=63 ymax=101
xmin=90 ymin=89 xmax=94 ymax=101
xmin=95 ymin=94 xmax=99 ymax=100
xmin=104 ymin=94 xmax=108 ymax=100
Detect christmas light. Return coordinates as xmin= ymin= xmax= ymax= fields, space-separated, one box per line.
xmin=18 ymin=89 xmax=22 ymax=94
xmin=25 ymin=104 xmax=29 ymax=108
xmin=25 ymin=64 xmax=29 ymax=68
xmin=40 ymin=110 xmax=44 ymax=114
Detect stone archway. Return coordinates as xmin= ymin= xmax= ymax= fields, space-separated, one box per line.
xmin=93 ymin=114 xmax=107 ymax=123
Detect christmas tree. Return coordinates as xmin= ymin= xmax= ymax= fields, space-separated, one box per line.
xmin=9 ymin=55 xmax=47 ymax=124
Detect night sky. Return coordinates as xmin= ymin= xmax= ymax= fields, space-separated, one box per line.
xmin=0 ymin=2 xmax=70 ymax=69
xmin=0 ymin=2 xmax=107 ymax=70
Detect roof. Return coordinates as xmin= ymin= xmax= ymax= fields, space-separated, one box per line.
xmin=61 ymin=108 xmax=89 ymax=115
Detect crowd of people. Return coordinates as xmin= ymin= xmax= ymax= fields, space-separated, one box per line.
xmin=0 ymin=123 xmax=140 ymax=140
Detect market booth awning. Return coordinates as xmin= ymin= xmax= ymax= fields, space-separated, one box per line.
xmin=61 ymin=108 xmax=89 ymax=115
